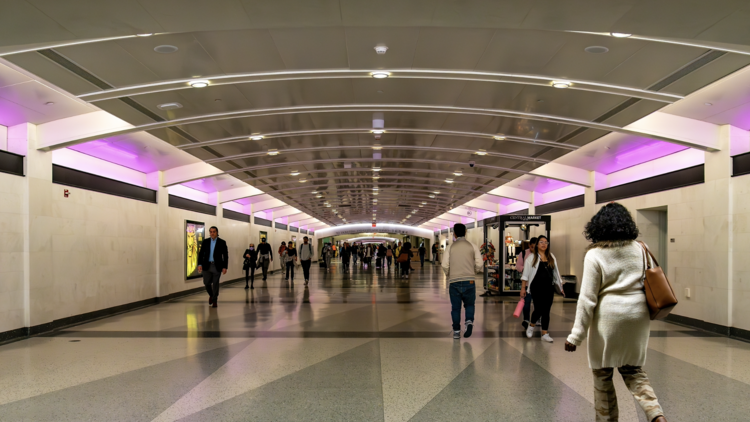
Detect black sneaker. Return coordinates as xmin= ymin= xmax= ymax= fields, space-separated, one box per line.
xmin=464 ymin=321 xmax=474 ymax=338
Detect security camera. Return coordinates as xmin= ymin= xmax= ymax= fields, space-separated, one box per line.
xmin=469 ymin=160 xmax=476 ymax=168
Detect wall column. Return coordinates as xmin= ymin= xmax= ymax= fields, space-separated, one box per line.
xmin=147 ymin=171 xmax=169 ymax=298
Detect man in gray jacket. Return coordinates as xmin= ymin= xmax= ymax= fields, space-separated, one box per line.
xmin=441 ymin=223 xmax=483 ymax=339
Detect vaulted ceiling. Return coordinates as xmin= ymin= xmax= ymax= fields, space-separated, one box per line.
xmin=3 ymin=0 xmax=750 ymax=227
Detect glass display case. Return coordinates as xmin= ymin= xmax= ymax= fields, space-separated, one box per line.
xmin=482 ymin=214 xmax=551 ymax=296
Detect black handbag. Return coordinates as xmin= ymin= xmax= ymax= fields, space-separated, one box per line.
xmin=243 ymin=258 xmax=251 ymax=270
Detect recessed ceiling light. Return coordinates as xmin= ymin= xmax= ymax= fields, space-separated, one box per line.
xmin=189 ymin=80 xmax=209 ymax=88
xmin=316 ymin=195 xmax=323 ymax=198
xmin=250 ymin=135 xmax=264 ymax=141
xmin=299 ymin=179 xmax=307 ymax=183
xmin=705 ymin=102 xmax=713 ymax=106
xmin=475 ymin=150 xmax=488 ymax=156
xmin=453 ymin=170 xmax=462 ymax=176
xmin=371 ymin=130 xmax=385 ymax=135
xmin=445 ymin=179 xmax=454 ymax=183
xmin=311 ymin=191 xmax=318 ymax=194
xmin=290 ymin=171 xmax=300 ymax=176
xmin=136 ymin=33 xmax=154 ymax=37
xmin=372 ymin=144 xmax=382 ymax=150
xmin=433 ymin=191 xmax=440 ymax=194
xmin=157 ymin=102 xmax=182 ymax=110
xmin=585 ymin=46 xmax=609 ymax=54
xmin=419 ymin=205 xmax=424 ymax=207
xmin=333 ymin=210 xmax=337 ymax=213
xmin=552 ymin=80 xmax=571 ymax=89
xmin=372 ymin=168 xmax=381 ymax=172
xmin=371 ymin=72 xmax=390 ymax=79
xmin=326 ymin=204 xmax=331 ymax=207
xmin=154 ymin=45 xmax=178 ymax=54
xmin=267 ymin=149 xmax=279 ymax=156
xmin=374 ymin=45 xmax=389 ymax=55
xmin=610 ymin=32 xmax=632 ymax=38
xmin=372 ymin=176 xmax=380 ymax=180
xmin=373 ymin=187 xmax=379 ymax=191
xmin=422 ymin=202 xmax=427 ymax=205
xmin=44 ymin=101 xmax=55 ymax=106
xmin=493 ymin=135 xmax=506 ymax=140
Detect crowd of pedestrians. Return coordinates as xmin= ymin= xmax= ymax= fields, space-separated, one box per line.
xmin=211 ymin=201 xmax=666 ymax=421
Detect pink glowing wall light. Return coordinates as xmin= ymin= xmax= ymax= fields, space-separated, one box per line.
xmin=86 ymin=141 xmax=138 ymax=159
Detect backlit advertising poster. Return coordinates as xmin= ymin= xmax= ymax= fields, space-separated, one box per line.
xmin=186 ymin=220 xmax=205 ymax=280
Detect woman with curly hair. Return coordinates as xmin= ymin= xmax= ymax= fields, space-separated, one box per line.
xmin=565 ymin=203 xmax=667 ymax=422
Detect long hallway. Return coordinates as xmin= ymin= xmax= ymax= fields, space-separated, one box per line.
xmin=0 ymin=260 xmax=748 ymax=421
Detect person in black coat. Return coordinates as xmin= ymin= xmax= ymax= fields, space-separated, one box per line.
xmin=243 ymin=243 xmax=258 ymax=290
xmin=198 ymin=226 xmax=229 ymax=307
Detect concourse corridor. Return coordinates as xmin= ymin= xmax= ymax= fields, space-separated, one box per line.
xmin=0 ymin=261 xmax=749 ymax=421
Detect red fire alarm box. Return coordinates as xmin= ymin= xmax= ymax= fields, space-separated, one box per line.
xmin=372 ymin=223 xmax=376 ymax=228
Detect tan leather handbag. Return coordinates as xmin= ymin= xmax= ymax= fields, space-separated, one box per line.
xmin=637 ymin=241 xmax=678 ymax=320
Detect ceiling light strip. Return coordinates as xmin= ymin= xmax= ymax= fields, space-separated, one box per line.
xmin=47 ymin=104 xmax=702 ymax=151
xmin=76 ymin=69 xmax=682 ymax=103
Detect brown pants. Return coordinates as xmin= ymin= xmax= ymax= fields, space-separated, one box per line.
xmin=592 ymin=366 xmax=663 ymax=422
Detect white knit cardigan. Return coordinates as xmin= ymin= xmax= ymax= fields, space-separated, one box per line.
xmin=567 ymin=241 xmax=652 ymax=369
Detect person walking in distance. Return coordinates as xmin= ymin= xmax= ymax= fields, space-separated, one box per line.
xmin=299 ymin=236 xmax=314 ymax=286
xmin=566 ymin=203 xmax=667 ymax=422
xmin=257 ymin=237 xmax=273 ymax=281
xmin=432 ymin=243 xmax=438 ymax=264
xmin=520 ymin=235 xmax=564 ymax=343
xmin=243 ymin=243 xmax=258 ymax=289
xmin=397 ymin=242 xmax=413 ymax=279
xmin=418 ymin=243 xmax=426 ymax=268
xmin=386 ymin=245 xmax=393 ymax=270
xmin=285 ymin=241 xmax=297 ymax=282
xmin=516 ymin=237 xmax=539 ymax=330
xmin=441 ymin=223 xmax=482 ymax=339
xmin=278 ymin=241 xmax=287 ymax=264
xmin=341 ymin=242 xmax=351 ymax=271
xmin=197 ymin=226 xmax=229 ymax=308
xmin=352 ymin=243 xmax=359 ymax=266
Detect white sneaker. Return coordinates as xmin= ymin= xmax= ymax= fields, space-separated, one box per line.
xmin=525 ymin=325 xmax=534 ymax=339
xmin=453 ymin=330 xmax=461 ymax=339
xmin=541 ymin=334 xmax=554 ymax=343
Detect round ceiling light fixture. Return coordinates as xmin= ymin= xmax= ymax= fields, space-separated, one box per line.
xmin=374 ymin=45 xmax=389 ymax=55
xmin=189 ymin=80 xmax=209 ymax=88
xmin=136 ymin=33 xmax=154 ymax=37
xmin=311 ymin=191 xmax=318 ymax=194
xmin=250 ymin=135 xmax=264 ymax=141
xmin=429 ymin=194 xmax=436 ymax=198
xmin=552 ymin=80 xmax=572 ymax=89
xmin=157 ymin=102 xmax=182 ymax=110
xmin=372 ymin=168 xmax=381 ymax=172
xmin=371 ymin=130 xmax=385 ymax=135
xmin=475 ymin=150 xmax=488 ymax=156
xmin=371 ymin=72 xmax=390 ymax=79
xmin=433 ymin=191 xmax=440 ymax=194
xmin=154 ymin=45 xmax=178 ymax=54
xmin=610 ymin=32 xmax=632 ymax=38
xmin=585 ymin=46 xmax=609 ymax=54
xmin=267 ymin=149 xmax=279 ymax=156
xmin=290 ymin=171 xmax=300 ymax=176
xmin=316 ymin=195 xmax=323 ymax=198
xmin=422 ymin=202 xmax=427 ymax=205
xmin=493 ymin=135 xmax=506 ymax=140
xmin=299 ymin=179 xmax=307 ymax=183
xmin=453 ymin=170 xmax=462 ymax=176
xmin=372 ymin=144 xmax=382 ymax=150
xmin=445 ymin=179 xmax=454 ymax=183
xmin=705 ymin=102 xmax=713 ymax=106
xmin=372 ymin=175 xmax=380 ymax=179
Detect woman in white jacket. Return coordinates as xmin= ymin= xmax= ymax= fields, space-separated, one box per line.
xmin=520 ymin=235 xmax=563 ymax=343
xmin=565 ymin=203 xmax=666 ymax=422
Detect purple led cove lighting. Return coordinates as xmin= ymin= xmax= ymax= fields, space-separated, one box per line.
xmin=52 ymin=149 xmax=147 ymax=187
xmin=168 ymin=184 xmax=210 ymax=204
xmin=275 ymin=216 xmax=289 ymax=224
xmin=222 ymin=201 xmax=245 ymax=214
xmin=181 ymin=178 xmax=214 ymax=193
xmin=601 ymin=140 xmax=687 ymax=175
xmin=69 ymin=140 xmax=159 ymax=173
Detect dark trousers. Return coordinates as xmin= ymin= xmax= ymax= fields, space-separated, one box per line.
xmin=449 ymin=280 xmax=476 ymax=330
xmin=400 ymin=262 xmax=410 ymax=276
xmin=419 ymin=254 xmax=425 ymax=267
xmin=386 ymin=256 xmax=392 ymax=268
xmin=301 ymin=259 xmax=311 ymax=280
xmin=286 ymin=261 xmax=295 ymax=280
xmin=245 ymin=266 xmax=256 ymax=285
xmin=522 ymin=292 xmax=534 ymax=328
xmin=530 ymin=281 xmax=554 ymax=331
xmin=203 ymin=263 xmax=221 ymax=302
xmin=259 ymin=257 xmax=270 ymax=280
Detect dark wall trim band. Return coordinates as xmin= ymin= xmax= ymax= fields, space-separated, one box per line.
xmin=290 ymin=226 xmax=298 ymax=232
xmin=301 ymin=229 xmax=308 ymax=234
xmin=441 ymin=229 xmax=448 ymax=234
xmin=665 ymin=313 xmax=750 ymax=343
xmin=0 ymin=149 xmax=24 ymax=176
xmin=597 ymin=164 xmax=704 ymax=204
xmin=254 ymin=217 xmax=272 ymax=227
xmin=506 ymin=208 xmax=529 ymax=216
xmin=169 ymin=194 xmax=216 ymax=215
xmin=732 ymin=152 xmax=750 ymax=177
xmin=536 ymin=195 xmax=585 ymax=215
xmin=53 ymin=165 xmax=156 ymax=203
xmin=223 ymin=208 xmax=250 ymax=223
xmin=0 ymin=277 xmax=245 ymax=346
xmin=465 ymin=222 xmax=475 ymax=229
xmin=275 ymin=222 xmax=287 ymax=230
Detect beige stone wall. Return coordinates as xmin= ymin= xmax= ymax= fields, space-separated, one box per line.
xmin=0 ymin=172 xmax=26 ymax=332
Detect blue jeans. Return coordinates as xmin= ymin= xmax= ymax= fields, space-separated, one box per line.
xmin=449 ymin=280 xmax=476 ymax=330
xmin=522 ymin=292 xmax=533 ymax=325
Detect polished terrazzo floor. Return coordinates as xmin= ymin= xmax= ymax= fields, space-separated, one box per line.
xmin=1 ymin=259 xmax=750 ymax=421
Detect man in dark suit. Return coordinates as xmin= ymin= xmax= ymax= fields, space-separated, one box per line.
xmin=198 ymin=226 xmax=228 ymax=308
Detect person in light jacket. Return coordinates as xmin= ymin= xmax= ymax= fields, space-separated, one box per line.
xmin=565 ymin=203 xmax=667 ymax=422
xmin=520 ymin=235 xmax=563 ymax=343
